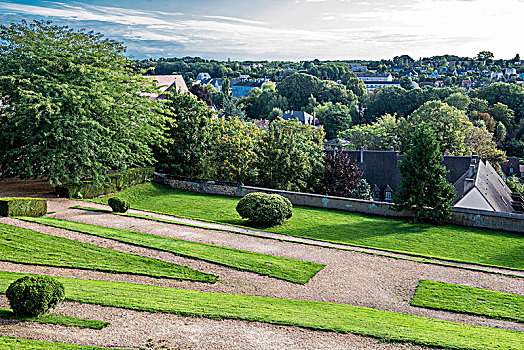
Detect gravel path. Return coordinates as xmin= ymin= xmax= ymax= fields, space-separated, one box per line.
xmin=0 ymin=181 xmax=523 ymax=349
xmin=2 ymin=208 xmax=523 ymax=333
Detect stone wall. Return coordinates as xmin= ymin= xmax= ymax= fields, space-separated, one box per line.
xmin=155 ymin=175 xmax=524 ymax=234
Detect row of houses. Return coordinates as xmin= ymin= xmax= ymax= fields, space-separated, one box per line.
xmin=335 ymin=149 xmax=524 ymax=214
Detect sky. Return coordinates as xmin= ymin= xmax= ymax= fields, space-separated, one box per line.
xmin=0 ymin=0 xmax=522 ymax=61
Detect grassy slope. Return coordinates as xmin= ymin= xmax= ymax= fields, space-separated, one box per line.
xmin=90 ymin=183 xmax=524 ymax=271
xmin=0 ymin=271 xmax=521 ymax=350
xmin=411 ymin=280 xmax=524 ymax=322
xmin=21 ymin=217 xmax=324 ymax=284
xmin=0 ymin=309 xmax=110 ymax=329
xmin=0 ymin=222 xmax=216 ymax=283
xmin=0 ymin=337 xmax=120 ymax=349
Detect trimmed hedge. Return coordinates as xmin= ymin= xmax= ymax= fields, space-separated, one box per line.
xmin=0 ymin=198 xmax=47 ymax=217
xmin=6 ymin=275 xmax=65 ymax=317
xmin=56 ymin=167 xmax=154 ymax=199
xmin=236 ymin=192 xmax=292 ymax=226
xmin=108 ymin=197 xmax=130 ymax=213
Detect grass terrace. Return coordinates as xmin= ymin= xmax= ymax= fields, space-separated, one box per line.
xmin=0 ymin=336 xmax=122 ymax=349
xmin=0 ymin=271 xmax=521 ymax=350
xmin=0 ymin=223 xmax=216 ymax=283
xmin=411 ymin=280 xmax=524 ymax=322
xmin=0 ymin=308 xmax=110 ymax=329
xmin=21 ymin=217 xmax=324 ymax=284
xmin=90 ymin=183 xmax=524 ymax=271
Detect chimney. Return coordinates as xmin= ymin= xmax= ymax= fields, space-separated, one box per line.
xmin=467 ymin=164 xmax=475 ymax=178
xmin=444 ymin=150 xmax=450 ymax=157
xmin=360 ymin=146 xmax=366 ymax=164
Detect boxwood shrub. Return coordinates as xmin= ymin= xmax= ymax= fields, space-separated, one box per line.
xmin=0 ymin=198 xmax=47 ymax=217
xmin=56 ymin=167 xmax=154 ymax=199
xmin=108 ymin=197 xmax=130 ymax=213
xmin=236 ymin=192 xmax=293 ymax=226
xmin=6 ymin=275 xmax=65 ymax=317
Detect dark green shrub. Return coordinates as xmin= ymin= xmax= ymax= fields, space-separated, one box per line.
xmin=0 ymin=198 xmax=47 ymax=217
xmin=6 ymin=276 xmax=65 ymax=317
xmin=236 ymin=192 xmax=292 ymax=226
xmin=108 ymin=197 xmax=130 ymax=213
xmin=55 ymin=167 xmax=155 ymax=199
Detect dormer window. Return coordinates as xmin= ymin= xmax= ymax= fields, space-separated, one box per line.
xmin=372 ymin=185 xmax=381 ymax=201
xmin=384 ymin=185 xmax=393 ymax=201
xmin=510 ymin=167 xmax=514 ymax=174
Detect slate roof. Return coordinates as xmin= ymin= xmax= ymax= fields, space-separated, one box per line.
xmin=143 ymin=75 xmax=188 ymax=99
xmin=500 ymin=157 xmax=521 ymax=177
xmin=452 ymin=160 xmax=516 ymax=213
xmin=281 ymin=111 xmax=319 ymax=126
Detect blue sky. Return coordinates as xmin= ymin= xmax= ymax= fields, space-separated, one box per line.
xmin=0 ymin=0 xmax=522 ymax=61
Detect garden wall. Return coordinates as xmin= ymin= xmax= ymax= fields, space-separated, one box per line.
xmin=155 ymin=175 xmax=524 ymax=234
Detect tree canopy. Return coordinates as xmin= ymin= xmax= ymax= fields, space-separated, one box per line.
xmin=0 ymin=20 xmax=163 ymax=185
xmin=393 ymin=123 xmax=456 ymax=222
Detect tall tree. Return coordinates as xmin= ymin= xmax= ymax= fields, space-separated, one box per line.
xmin=276 ymin=73 xmax=322 ymax=109
xmin=155 ymin=93 xmax=213 ymax=177
xmin=393 ymin=124 xmax=455 ymax=222
xmin=314 ymin=102 xmax=353 ymax=140
xmin=206 ymin=117 xmax=260 ymax=184
xmin=318 ymin=152 xmax=362 ymax=197
xmin=257 ymin=119 xmax=325 ymax=192
xmin=0 ymin=20 xmax=163 ymax=185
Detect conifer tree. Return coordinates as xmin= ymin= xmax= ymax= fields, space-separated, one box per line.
xmin=393 ymin=123 xmax=456 ymax=222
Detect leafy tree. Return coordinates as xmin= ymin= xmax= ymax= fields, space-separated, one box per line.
xmin=399 ymin=101 xmax=471 ymax=155
xmin=221 ymin=79 xmax=230 ymax=96
xmin=0 ymin=20 xmax=163 ymax=185
xmin=470 ymin=83 xmax=524 ymax=126
xmin=339 ymin=114 xmax=399 ymax=151
xmin=221 ymin=96 xmax=246 ymax=119
xmin=463 ymin=125 xmax=506 ymax=167
xmin=350 ymin=179 xmax=372 ymax=200
xmin=318 ymin=152 xmax=362 ymax=197
xmin=206 ymin=117 xmax=260 ymax=184
xmin=400 ymin=77 xmax=413 ymax=90
xmin=257 ymin=119 xmax=325 ymax=192
xmin=268 ymin=107 xmax=283 ymax=121
xmin=489 ymin=102 xmax=516 ymax=132
xmin=495 ymin=122 xmax=507 ymax=141
xmin=477 ymin=51 xmax=494 ymax=60
xmin=393 ymin=124 xmax=456 ymax=222
xmin=189 ymin=84 xmax=212 ymax=106
xmin=444 ymin=92 xmax=471 ymax=110
xmin=314 ymin=102 xmax=353 ymax=139
xmin=342 ymin=72 xmax=366 ymax=99
xmin=318 ymin=81 xmax=357 ymax=106
xmin=155 ymin=92 xmax=213 ymax=177
xmin=276 ymin=73 xmax=322 ymax=109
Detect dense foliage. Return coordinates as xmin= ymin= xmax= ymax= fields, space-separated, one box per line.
xmin=108 ymin=197 xmax=130 ymax=213
xmin=257 ymin=119 xmax=325 ymax=192
xmin=393 ymin=124 xmax=456 ymax=222
xmin=155 ymin=93 xmax=213 ymax=177
xmin=0 ymin=21 xmax=163 ymax=185
xmin=6 ymin=275 xmax=65 ymax=317
xmin=236 ymin=192 xmax=293 ymax=226
xmin=205 ymin=117 xmax=260 ymax=183
xmin=319 ymin=152 xmax=362 ymax=197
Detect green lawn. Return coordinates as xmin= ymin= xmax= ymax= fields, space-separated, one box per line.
xmin=21 ymin=217 xmax=324 ymax=284
xmin=0 ymin=337 xmax=121 ymax=349
xmin=0 ymin=308 xmax=110 ymax=329
xmin=90 ymin=183 xmax=524 ymax=271
xmin=411 ymin=280 xmax=524 ymax=322
xmin=0 ymin=222 xmax=216 ymax=283
xmin=0 ymin=271 xmax=521 ymax=350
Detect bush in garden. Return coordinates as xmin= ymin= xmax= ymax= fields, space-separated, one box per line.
xmin=236 ymin=192 xmax=292 ymax=226
xmin=108 ymin=197 xmax=130 ymax=213
xmin=6 ymin=275 xmax=65 ymax=317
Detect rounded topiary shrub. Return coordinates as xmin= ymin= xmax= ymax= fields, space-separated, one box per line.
xmin=6 ymin=275 xmax=65 ymax=317
xmin=108 ymin=197 xmax=130 ymax=213
xmin=236 ymin=192 xmax=292 ymax=226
